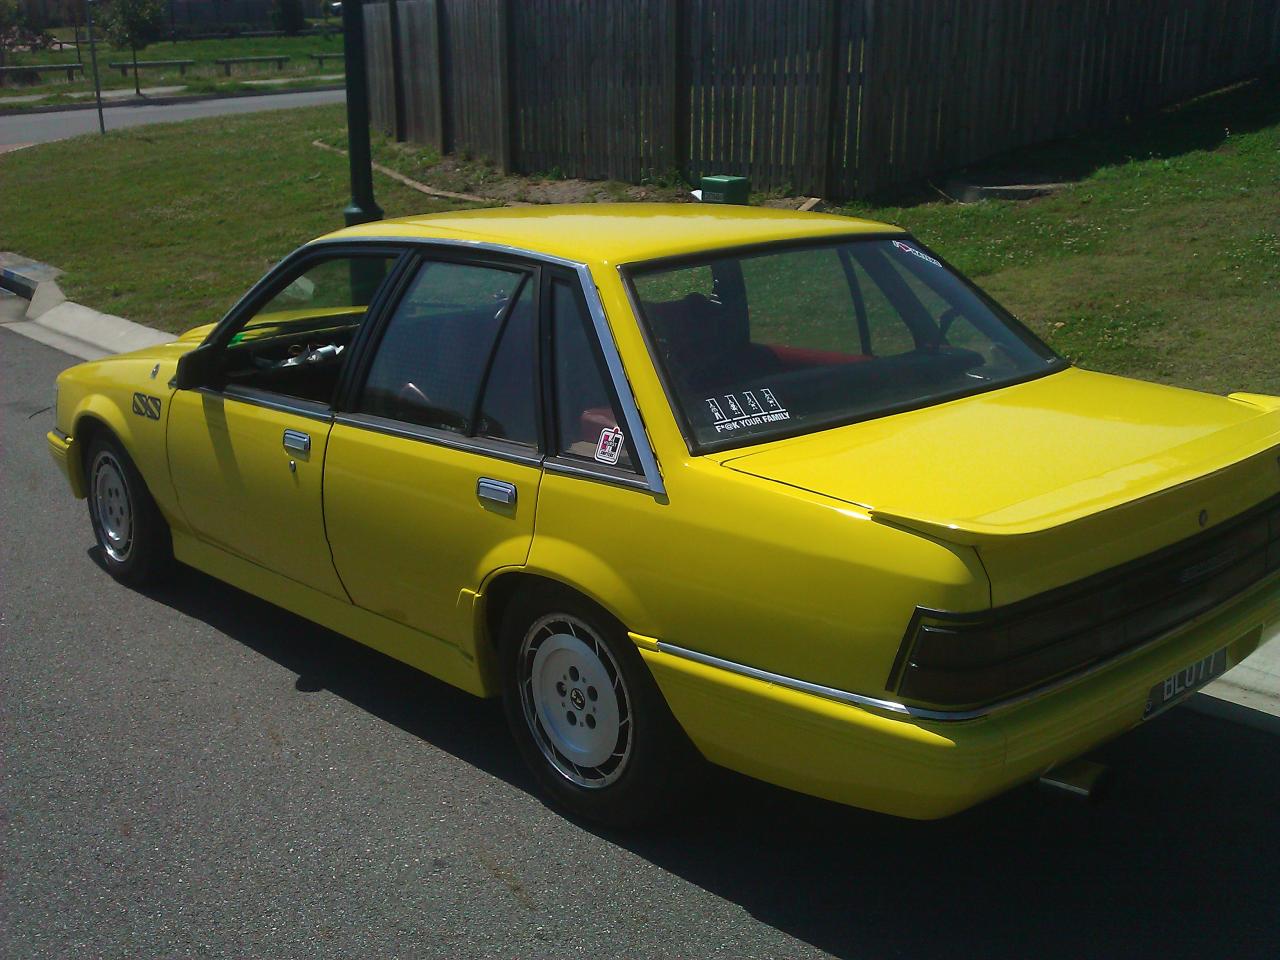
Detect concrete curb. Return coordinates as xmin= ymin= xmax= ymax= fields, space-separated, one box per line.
xmin=0 ymin=253 xmax=173 ymax=360
xmin=0 ymin=84 xmax=345 ymax=119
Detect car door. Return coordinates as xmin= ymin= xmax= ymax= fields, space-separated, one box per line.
xmin=322 ymin=253 xmax=544 ymax=650
xmin=167 ymin=248 xmax=403 ymax=599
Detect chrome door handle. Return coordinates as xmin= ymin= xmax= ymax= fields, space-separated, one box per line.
xmin=283 ymin=429 xmax=311 ymax=455
xmin=477 ymin=477 xmax=517 ymax=506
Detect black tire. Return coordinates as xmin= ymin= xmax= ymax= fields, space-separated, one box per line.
xmin=499 ymin=583 xmax=700 ymax=828
xmin=84 ymin=431 xmax=172 ymax=587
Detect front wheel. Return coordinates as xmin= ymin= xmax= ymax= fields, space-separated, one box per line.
xmin=85 ymin=432 xmax=172 ymax=587
xmin=500 ymin=585 xmax=699 ymax=827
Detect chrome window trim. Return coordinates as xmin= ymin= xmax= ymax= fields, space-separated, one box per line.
xmin=206 ymin=385 xmax=333 ymax=423
xmin=544 ymin=456 xmax=654 ymax=493
xmin=308 ymin=236 xmax=667 ymax=498
xmin=333 ymin=411 xmax=545 ymax=468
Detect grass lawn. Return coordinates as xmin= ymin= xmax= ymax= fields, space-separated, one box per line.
xmin=842 ymin=74 xmax=1280 ymax=396
xmin=0 ymin=104 xmax=470 ymax=332
xmin=1 ymin=74 xmax=1276 ymax=398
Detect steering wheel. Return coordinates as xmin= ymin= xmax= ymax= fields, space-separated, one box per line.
xmin=276 ymin=343 xmax=345 ymax=369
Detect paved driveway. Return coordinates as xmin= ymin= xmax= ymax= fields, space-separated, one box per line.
xmin=2 ymin=327 xmax=1278 ymax=959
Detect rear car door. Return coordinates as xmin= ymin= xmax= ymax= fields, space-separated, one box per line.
xmin=322 ymin=252 xmax=543 ymax=650
xmin=167 ymin=248 xmax=401 ymax=598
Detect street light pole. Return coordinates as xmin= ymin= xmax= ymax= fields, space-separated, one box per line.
xmin=340 ymin=0 xmax=383 ymax=226
xmin=84 ymin=0 xmax=106 ymax=135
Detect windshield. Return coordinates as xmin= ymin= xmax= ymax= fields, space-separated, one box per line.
xmin=627 ymin=237 xmax=1063 ymax=452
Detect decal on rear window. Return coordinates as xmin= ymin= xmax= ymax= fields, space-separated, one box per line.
xmin=705 ymin=389 xmax=790 ymax=434
xmin=594 ymin=426 xmax=626 ymax=465
xmin=892 ymin=240 xmax=941 ymax=268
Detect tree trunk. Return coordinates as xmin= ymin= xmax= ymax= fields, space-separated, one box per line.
xmin=132 ymin=45 xmax=140 ymax=96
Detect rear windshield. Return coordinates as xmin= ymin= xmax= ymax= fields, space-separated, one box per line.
xmin=627 ymin=237 xmax=1063 ymax=452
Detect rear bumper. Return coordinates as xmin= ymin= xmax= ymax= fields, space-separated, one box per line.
xmin=642 ymin=572 xmax=1280 ymax=819
xmin=47 ymin=429 xmax=85 ymax=498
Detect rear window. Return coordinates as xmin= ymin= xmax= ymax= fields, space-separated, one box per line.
xmin=628 ymin=238 xmax=1062 ymax=452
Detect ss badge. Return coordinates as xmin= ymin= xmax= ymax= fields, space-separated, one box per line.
xmin=131 ymin=392 xmax=162 ymax=420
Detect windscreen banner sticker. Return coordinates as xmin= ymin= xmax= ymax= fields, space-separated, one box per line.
xmin=706 ymin=389 xmax=789 ymax=433
xmin=892 ymin=240 xmax=941 ymax=268
xmin=594 ymin=426 xmax=625 ymax=464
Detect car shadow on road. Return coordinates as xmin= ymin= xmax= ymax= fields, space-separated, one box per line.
xmin=135 ymin=558 xmax=1280 ymax=960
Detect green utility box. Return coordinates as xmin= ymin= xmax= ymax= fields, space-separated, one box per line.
xmin=701 ymin=174 xmax=750 ymax=204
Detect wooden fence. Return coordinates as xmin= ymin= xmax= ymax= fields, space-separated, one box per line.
xmin=364 ymin=0 xmax=1280 ymax=199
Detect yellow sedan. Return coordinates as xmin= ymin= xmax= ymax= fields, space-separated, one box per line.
xmin=48 ymin=204 xmax=1280 ymax=824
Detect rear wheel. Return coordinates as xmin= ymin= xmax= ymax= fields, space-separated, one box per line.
xmin=86 ymin=432 xmax=172 ymax=587
xmin=500 ymin=585 xmax=698 ymax=827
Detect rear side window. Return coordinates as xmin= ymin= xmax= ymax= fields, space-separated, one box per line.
xmin=550 ymin=278 xmax=635 ymax=471
xmin=357 ymin=260 xmax=530 ymax=436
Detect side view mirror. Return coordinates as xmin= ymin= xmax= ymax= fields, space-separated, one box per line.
xmin=172 ymin=344 xmax=222 ymax=391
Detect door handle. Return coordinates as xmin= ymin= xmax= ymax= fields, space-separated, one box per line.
xmin=283 ymin=429 xmax=311 ymax=455
xmin=477 ymin=477 xmax=517 ymax=507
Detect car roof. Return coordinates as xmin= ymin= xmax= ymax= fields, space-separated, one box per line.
xmin=321 ymin=202 xmax=903 ymax=268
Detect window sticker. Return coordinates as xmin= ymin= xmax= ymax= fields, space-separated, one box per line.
xmin=594 ymin=426 xmax=626 ymax=465
xmin=705 ymin=389 xmax=790 ymax=434
xmin=892 ymin=240 xmax=941 ymax=268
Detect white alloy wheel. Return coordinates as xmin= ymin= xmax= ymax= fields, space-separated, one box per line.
xmin=518 ymin=613 xmax=632 ymax=788
xmin=91 ymin=450 xmax=134 ymax=562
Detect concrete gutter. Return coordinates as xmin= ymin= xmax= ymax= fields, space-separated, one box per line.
xmin=0 ymin=253 xmax=173 ymax=360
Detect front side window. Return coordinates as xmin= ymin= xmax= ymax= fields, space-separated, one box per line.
xmin=357 ymin=259 xmax=536 ymax=441
xmin=220 ymin=253 xmax=397 ymax=403
xmin=629 ymin=238 xmax=1062 ymax=451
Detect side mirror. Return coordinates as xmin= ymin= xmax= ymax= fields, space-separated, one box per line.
xmin=172 ymin=344 xmax=221 ymax=391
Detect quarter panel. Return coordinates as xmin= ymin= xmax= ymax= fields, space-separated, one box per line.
xmin=528 ymin=461 xmax=989 ymax=699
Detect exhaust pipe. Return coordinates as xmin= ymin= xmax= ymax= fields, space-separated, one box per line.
xmin=1039 ymin=758 xmax=1110 ymax=800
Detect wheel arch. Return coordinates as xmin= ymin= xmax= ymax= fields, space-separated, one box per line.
xmin=476 ymin=569 xmax=643 ymax=697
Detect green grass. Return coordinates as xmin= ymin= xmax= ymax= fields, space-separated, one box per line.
xmin=840 ymin=73 xmax=1280 ymax=396
xmin=0 ymin=105 xmax=470 ymax=332
xmin=0 ymin=33 xmax=344 ymax=102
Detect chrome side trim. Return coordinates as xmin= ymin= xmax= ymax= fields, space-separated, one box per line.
xmin=653 ymin=642 xmax=972 ymax=721
xmin=209 ymin=386 xmax=333 ymax=423
xmin=52 ymin=427 xmax=72 ymax=443
xmin=309 ymin=236 xmax=667 ymax=498
xmin=333 ymin=412 xmax=545 ymax=468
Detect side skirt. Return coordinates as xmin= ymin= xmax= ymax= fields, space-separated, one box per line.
xmin=172 ymin=530 xmax=491 ymax=698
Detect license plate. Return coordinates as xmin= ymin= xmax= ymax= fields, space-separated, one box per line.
xmin=1143 ymin=648 xmax=1228 ymax=720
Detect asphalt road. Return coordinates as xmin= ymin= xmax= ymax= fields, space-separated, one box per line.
xmin=3 ymin=325 xmax=1278 ymax=959
xmin=0 ymin=88 xmax=345 ymax=147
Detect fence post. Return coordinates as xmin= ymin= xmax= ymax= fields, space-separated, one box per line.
xmin=428 ymin=0 xmax=445 ymax=152
xmin=815 ymin=0 xmax=842 ymax=198
xmin=494 ymin=0 xmax=514 ymax=173
xmin=666 ymin=0 xmax=687 ymax=180
xmin=388 ymin=0 xmax=407 ymax=141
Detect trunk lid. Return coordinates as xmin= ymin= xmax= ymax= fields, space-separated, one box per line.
xmin=720 ymin=368 xmax=1280 ymax=604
